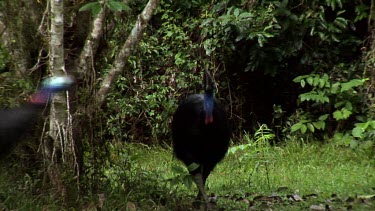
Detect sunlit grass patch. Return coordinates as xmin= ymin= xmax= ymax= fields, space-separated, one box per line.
xmin=102 ymin=140 xmax=375 ymax=210
xmin=0 ymin=140 xmax=374 ymax=210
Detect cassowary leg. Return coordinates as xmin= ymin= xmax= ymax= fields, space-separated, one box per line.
xmin=193 ymin=172 xmax=209 ymax=203
xmin=194 ymin=172 xmax=216 ymax=210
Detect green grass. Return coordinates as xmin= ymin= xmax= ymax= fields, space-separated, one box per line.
xmin=1 ymin=141 xmax=374 ymax=210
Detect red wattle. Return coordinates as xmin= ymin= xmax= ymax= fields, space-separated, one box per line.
xmin=205 ymin=115 xmax=214 ymax=124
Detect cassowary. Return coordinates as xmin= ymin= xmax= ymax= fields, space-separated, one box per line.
xmin=171 ymin=71 xmax=231 ymax=207
xmin=0 ymin=75 xmax=74 ymax=158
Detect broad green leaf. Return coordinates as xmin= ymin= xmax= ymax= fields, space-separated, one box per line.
xmin=300 ymin=79 xmax=306 ymax=88
xmin=333 ymin=108 xmax=352 ymax=120
xmin=337 ymin=0 xmax=343 ymax=8
xmin=185 ymin=175 xmax=194 ymax=187
xmin=307 ymin=77 xmax=314 ymax=85
xmin=307 ymin=123 xmax=315 ymax=132
xmin=171 ymin=165 xmax=185 ymax=174
xmin=291 ymin=123 xmax=303 ymax=133
xmin=313 ymin=76 xmax=320 ymax=86
xmin=319 ymin=78 xmax=325 ymax=88
xmin=187 ymin=162 xmax=200 ymax=172
xmin=262 ymin=33 xmax=274 ymax=38
xmin=352 ymin=126 xmax=364 ymax=138
xmin=234 ymin=8 xmax=240 ymax=17
xmin=355 ymin=122 xmax=370 ymax=130
xmin=340 ymin=79 xmax=365 ymax=92
xmin=331 ymin=82 xmax=340 ymax=93
xmin=79 ymin=2 xmax=101 ymax=12
xmin=312 ymin=121 xmax=324 ymax=130
xmin=341 ymin=108 xmax=352 ymax=119
xmin=239 ymin=12 xmax=254 ymax=19
xmin=344 ymin=101 xmax=353 ymax=110
xmin=319 ymin=92 xmax=329 ymax=103
xmin=334 ymin=17 xmax=348 ymax=29
xmin=293 ymin=75 xmax=308 ymax=83
xmin=334 ymin=133 xmax=354 ymax=147
xmin=300 ymin=124 xmax=307 ymax=134
xmin=107 ymin=0 xmax=131 ymax=12
xmin=318 ymin=114 xmax=329 ymax=121
xmin=333 ymin=110 xmax=342 ymax=120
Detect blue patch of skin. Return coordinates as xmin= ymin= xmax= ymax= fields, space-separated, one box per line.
xmin=31 ymin=76 xmax=74 ymax=104
xmin=41 ymin=76 xmax=74 ymax=93
xmin=204 ymin=91 xmax=214 ymax=123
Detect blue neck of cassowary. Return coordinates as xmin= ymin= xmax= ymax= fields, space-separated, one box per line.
xmin=204 ymin=89 xmax=214 ymax=124
xmin=30 ymin=76 xmax=74 ymax=104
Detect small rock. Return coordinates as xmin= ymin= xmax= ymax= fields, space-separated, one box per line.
xmin=310 ymin=204 xmax=325 ymax=210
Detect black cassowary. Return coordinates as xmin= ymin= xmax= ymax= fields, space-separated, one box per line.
xmin=171 ymin=71 xmax=231 ymax=207
xmin=0 ymin=75 xmax=74 ymax=158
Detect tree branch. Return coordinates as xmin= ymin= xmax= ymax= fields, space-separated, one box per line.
xmin=95 ymin=0 xmax=160 ymax=106
xmin=75 ymin=6 xmax=106 ymax=78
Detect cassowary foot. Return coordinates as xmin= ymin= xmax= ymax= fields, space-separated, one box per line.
xmin=193 ymin=194 xmax=216 ymax=211
xmin=192 ymin=173 xmax=217 ymax=210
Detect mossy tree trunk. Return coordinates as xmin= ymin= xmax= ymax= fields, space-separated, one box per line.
xmin=365 ymin=0 xmax=375 ymax=115
xmin=43 ymin=0 xmax=78 ymax=200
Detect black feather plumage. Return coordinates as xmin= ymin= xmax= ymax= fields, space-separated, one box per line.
xmin=0 ymin=104 xmax=44 ymax=156
xmin=171 ymin=71 xmax=231 ymax=207
xmin=0 ymin=76 xmax=74 ymax=158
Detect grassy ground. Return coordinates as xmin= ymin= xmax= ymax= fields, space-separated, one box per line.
xmin=0 ymin=140 xmax=374 ymax=210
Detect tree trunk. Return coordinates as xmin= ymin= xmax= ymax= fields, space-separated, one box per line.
xmin=365 ymin=0 xmax=375 ymax=115
xmin=45 ymin=0 xmax=77 ymax=200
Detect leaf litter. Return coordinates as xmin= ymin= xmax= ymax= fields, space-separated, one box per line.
xmin=206 ymin=187 xmax=375 ymax=210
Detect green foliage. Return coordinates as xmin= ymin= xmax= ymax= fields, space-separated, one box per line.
xmin=102 ymin=1 xmax=211 ymax=142
xmin=0 ymin=72 xmax=34 ymax=108
xmin=168 ymin=165 xmax=195 ymax=190
xmin=333 ymin=120 xmax=375 ymax=149
xmin=197 ymin=0 xmax=363 ymax=76
xmin=290 ymin=67 xmax=374 ymax=147
xmin=291 ymin=70 xmax=368 ymax=133
xmin=229 ymin=125 xmax=275 ymax=188
xmin=201 ymin=4 xmax=279 ymax=56
xmin=352 ymin=120 xmax=375 ymax=139
xmin=96 ymin=0 xmax=371 ymax=144
xmin=79 ymin=0 xmax=131 ymax=16
xmin=229 ymin=125 xmax=274 ymax=156
xmin=0 ymin=45 xmax=9 ymax=71
xmin=290 ymin=113 xmax=328 ymax=134
xmin=200 ymin=3 xmax=280 ymax=73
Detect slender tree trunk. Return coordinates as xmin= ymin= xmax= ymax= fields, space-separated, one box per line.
xmin=45 ymin=0 xmax=76 ymax=199
xmin=75 ymin=6 xmax=106 ymax=80
xmin=365 ymin=0 xmax=375 ymax=115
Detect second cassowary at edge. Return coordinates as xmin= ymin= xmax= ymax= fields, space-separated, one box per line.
xmin=172 ymin=71 xmax=231 ymax=206
xmin=0 ymin=76 xmax=74 ymax=158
